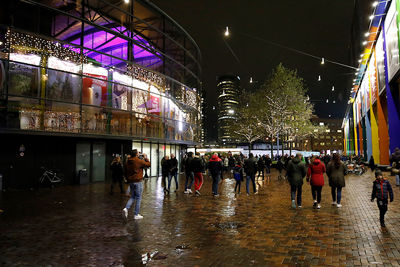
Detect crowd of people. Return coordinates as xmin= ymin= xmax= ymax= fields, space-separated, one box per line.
xmin=110 ymin=148 xmax=400 ymax=227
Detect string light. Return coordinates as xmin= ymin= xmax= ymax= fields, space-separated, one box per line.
xmin=321 ymin=57 xmax=325 ymax=65
xmin=250 ymin=77 xmax=253 ymax=83
xmin=331 ymin=86 xmax=335 ymax=91
xmin=224 ymin=26 xmax=230 ymax=37
xmin=318 ymin=75 xmax=321 ymax=81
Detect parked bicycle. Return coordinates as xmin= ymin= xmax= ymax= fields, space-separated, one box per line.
xmin=39 ymin=167 xmax=63 ymax=187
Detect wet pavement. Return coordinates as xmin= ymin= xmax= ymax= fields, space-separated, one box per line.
xmin=1 ymin=169 xmax=400 ymax=266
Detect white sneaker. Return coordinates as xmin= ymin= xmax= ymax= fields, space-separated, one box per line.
xmin=317 ymin=204 xmax=321 ymax=209
xmin=184 ymin=190 xmax=189 ymax=194
xmin=189 ymin=189 xmax=193 ymax=194
xmin=298 ymin=205 xmax=302 ymax=208
xmin=122 ymin=208 xmax=128 ymax=219
xmin=336 ymin=204 xmax=342 ymax=208
xmin=331 ymin=201 xmax=337 ymax=206
xmin=134 ymin=214 xmax=143 ymax=220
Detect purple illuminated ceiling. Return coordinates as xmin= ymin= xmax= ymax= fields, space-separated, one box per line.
xmin=56 ymin=19 xmax=162 ymax=69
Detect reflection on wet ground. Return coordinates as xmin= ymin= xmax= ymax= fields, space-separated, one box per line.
xmin=1 ymin=170 xmax=400 ymax=266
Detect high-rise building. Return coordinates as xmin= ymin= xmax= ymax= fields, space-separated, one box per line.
xmin=217 ymin=75 xmax=240 ymax=144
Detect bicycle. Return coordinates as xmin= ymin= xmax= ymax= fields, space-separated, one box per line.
xmin=39 ymin=167 xmax=64 ymax=187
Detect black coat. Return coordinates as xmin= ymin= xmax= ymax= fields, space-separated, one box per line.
xmin=191 ymin=157 xmax=205 ymax=173
xmin=110 ymin=162 xmax=124 ymax=180
xmin=244 ymin=157 xmax=258 ymax=175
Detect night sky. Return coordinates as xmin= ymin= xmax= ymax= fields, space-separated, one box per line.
xmin=151 ymin=0 xmax=358 ymax=140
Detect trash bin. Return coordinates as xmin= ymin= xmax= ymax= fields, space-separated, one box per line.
xmin=78 ymin=169 xmax=89 ymax=185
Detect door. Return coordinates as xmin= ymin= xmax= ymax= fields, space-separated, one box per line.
xmin=92 ymin=142 xmax=106 ymax=182
xmin=76 ymin=142 xmax=91 ymax=183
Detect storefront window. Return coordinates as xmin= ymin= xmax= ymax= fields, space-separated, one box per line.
xmin=110 ymin=109 xmax=131 ymax=136
xmin=81 ymin=106 xmax=107 ymax=134
xmin=44 ymin=102 xmax=80 ymax=132
xmin=46 ymin=69 xmax=81 ymax=103
xmin=8 ymin=62 xmax=40 ymax=98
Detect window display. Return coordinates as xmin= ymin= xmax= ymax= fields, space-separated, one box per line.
xmin=46 ymin=69 xmax=81 ymax=103
xmin=82 ymin=64 xmax=108 ymax=106
xmin=9 ymin=62 xmax=40 ymax=98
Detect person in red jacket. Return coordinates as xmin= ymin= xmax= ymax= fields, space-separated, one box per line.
xmin=307 ymin=157 xmax=326 ymax=209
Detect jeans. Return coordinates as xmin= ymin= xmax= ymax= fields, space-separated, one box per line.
xmin=235 ymin=180 xmax=241 ymax=193
xmin=266 ymin=167 xmax=271 ymax=174
xmin=377 ymin=199 xmax=388 ymax=224
xmin=246 ymin=174 xmax=256 ymax=194
xmin=194 ymin=172 xmax=203 ymax=191
xmin=185 ymin=171 xmax=194 ymax=190
xmin=331 ymin=186 xmax=342 ymax=204
xmin=311 ymin=185 xmax=322 ymax=203
xmin=290 ymin=185 xmax=302 ymax=205
xmin=212 ymin=174 xmax=220 ymax=195
xmin=125 ymin=182 xmax=143 ymax=216
xmin=396 ymin=175 xmax=400 ymax=186
xmin=168 ymin=171 xmax=178 ymax=191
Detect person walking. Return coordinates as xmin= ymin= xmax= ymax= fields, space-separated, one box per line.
xmin=233 ymin=160 xmax=244 ymax=194
xmin=277 ymin=157 xmax=285 ymax=180
xmin=123 ymin=149 xmax=150 ymax=220
xmin=208 ymin=153 xmax=223 ymax=196
xmin=287 ymin=153 xmax=307 ymax=208
xmin=244 ymin=153 xmax=258 ymax=195
xmin=192 ymin=152 xmax=205 ymax=195
xmin=228 ymin=155 xmax=235 ymax=178
xmin=161 ymin=155 xmax=170 ymax=194
xmin=168 ymin=154 xmax=179 ymax=192
xmin=327 ymin=153 xmax=347 ymax=208
xmin=369 ymin=155 xmax=376 ymax=172
xmin=110 ymin=156 xmax=124 ymax=195
xmin=257 ymin=156 xmax=265 ymax=181
xmin=184 ymin=152 xmax=194 ymax=194
xmin=265 ymin=155 xmax=272 ymax=182
xmin=390 ymin=147 xmax=400 ymax=186
xmin=371 ymin=170 xmax=394 ymax=227
xmin=307 ymin=156 xmax=326 ymax=209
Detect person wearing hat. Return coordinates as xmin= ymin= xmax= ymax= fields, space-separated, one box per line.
xmin=371 ymin=170 xmax=394 ymax=227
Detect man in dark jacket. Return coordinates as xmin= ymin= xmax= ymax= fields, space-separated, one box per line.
xmin=123 ymin=149 xmax=151 ymax=220
xmin=208 ymin=153 xmax=223 ymax=196
xmin=168 ymin=154 xmax=179 ymax=192
xmin=287 ymin=153 xmax=307 ymax=208
xmin=161 ymin=155 xmax=171 ymax=193
xmin=191 ymin=152 xmax=205 ymax=195
xmin=371 ymin=170 xmax=394 ymax=227
xmin=184 ymin=152 xmax=194 ymax=194
xmin=244 ymin=153 xmax=258 ymax=195
xmin=257 ymin=156 xmax=266 ymax=180
xmin=390 ymin=147 xmax=400 ymax=186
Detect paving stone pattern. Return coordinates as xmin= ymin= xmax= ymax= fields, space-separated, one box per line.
xmin=1 ymin=170 xmax=400 ymax=266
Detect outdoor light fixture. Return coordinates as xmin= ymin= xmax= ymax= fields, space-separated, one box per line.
xmin=326 ymin=99 xmax=329 ymax=103
xmin=365 ymin=32 xmax=370 ymax=37
xmin=333 ymin=100 xmax=336 ymax=104
xmin=224 ymin=26 xmax=230 ymax=37
xmin=358 ymin=59 xmax=362 ymax=63
xmin=369 ymin=15 xmax=374 ymax=20
xmin=372 ymin=1 xmax=378 ymax=7
xmin=332 ymin=86 xmax=335 ymax=91
xmin=318 ymin=75 xmax=321 ymax=81
xmin=250 ymin=77 xmax=253 ymax=83
xmin=321 ymin=57 xmax=325 ymax=65
xmin=363 ymin=41 xmax=368 ymax=45
xmin=124 ymin=0 xmax=129 ymax=3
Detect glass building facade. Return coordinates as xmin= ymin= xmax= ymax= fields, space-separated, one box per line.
xmin=0 ymin=0 xmax=202 ymax=187
xmin=217 ymin=75 xmax=240 ymax=143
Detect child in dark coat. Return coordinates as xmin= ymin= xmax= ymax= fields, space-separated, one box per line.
xmin=233 ymin=163 xmax=244 ymax=194
xmin=371 ymin=170 xmax=394 ymax=227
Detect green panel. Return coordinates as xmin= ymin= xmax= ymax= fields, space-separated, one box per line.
xmin=92 ymin=143 xmax=105 ymax=182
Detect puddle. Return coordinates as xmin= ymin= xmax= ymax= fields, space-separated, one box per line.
xmin=212 ymin=222 xmax=244 ymax=230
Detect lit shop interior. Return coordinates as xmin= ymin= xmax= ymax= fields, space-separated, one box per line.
xmin=0 ymin=0 xmax=202 ymax=188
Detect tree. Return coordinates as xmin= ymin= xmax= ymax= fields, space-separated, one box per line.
xmin=255 ymin=64 xmax=320 ymax=155
xmin=227 ymin=94 xmax=261 ymax=153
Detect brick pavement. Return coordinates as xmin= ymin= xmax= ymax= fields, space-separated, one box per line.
xmin=1 ymin=169 xmax=400 ymax=266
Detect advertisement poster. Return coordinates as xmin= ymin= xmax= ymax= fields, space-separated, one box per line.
xmin=112 ymin=72 xmax=132 ymax=111
xmin=46 ymin=69 xmax=81 ymax=103
xmin=8 ymin=62 xmax=40 ymax=98
xmin=369 ymin=51 xmax=378 ymax=104
xmin=375 ymin=34 xmax=386 ymax=93
xmin=384 ymin=0 xmax=400 ymax=81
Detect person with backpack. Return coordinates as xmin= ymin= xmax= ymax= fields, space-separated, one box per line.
xmin=287 ymin=153 xmax=307 ymax=208
xmin=327 ymin=153 xmax=347 ymax=208
xmin=371 ymin=170 xmax=394 ymax=227
xmin=307 ymin=156 xmax=326 ymax=209
xmin=208 ymin=153 xmax=223 ymax=196
xmin=233 ymin=161 xmax=244 ymax=194
xmin=244 ymin=153 xmax=258 ymax=195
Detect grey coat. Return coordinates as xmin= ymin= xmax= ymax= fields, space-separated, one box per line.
xmin=326 ymin=161 xmax=346 ymax=188
xmin=287 ymin=157 xmax=307 ymax=186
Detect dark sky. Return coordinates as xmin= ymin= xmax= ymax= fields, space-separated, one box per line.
xmin=151 ymin=0 xmax=356 ymax=139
